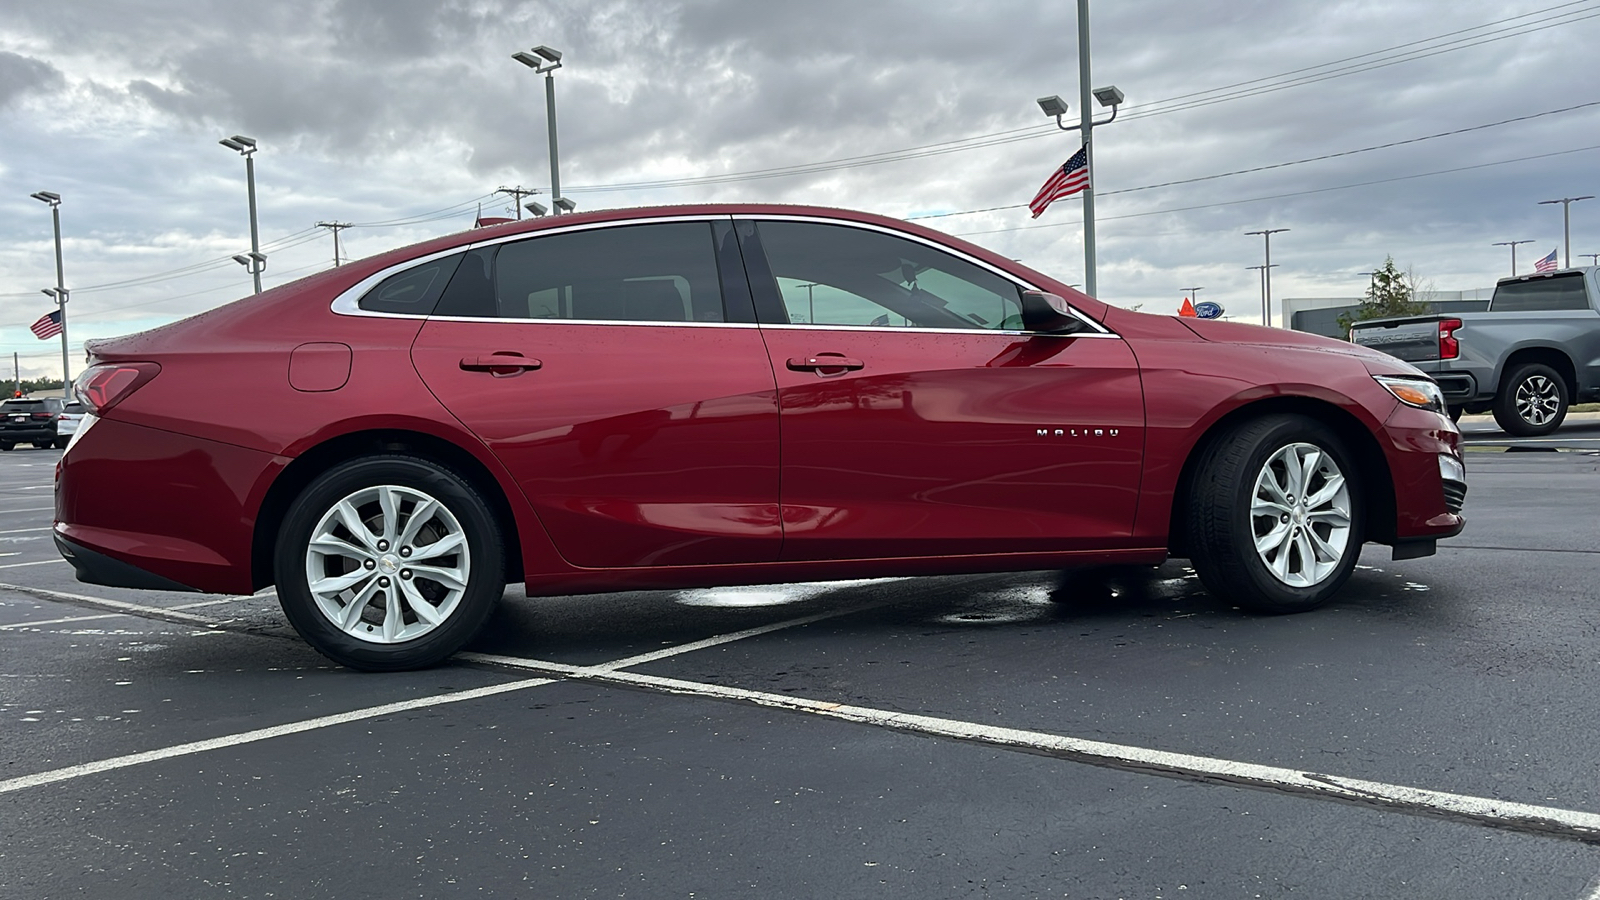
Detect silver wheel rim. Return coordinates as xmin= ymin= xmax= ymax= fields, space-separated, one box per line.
xmin=305 ymin=485 xmax=471 ymax=644
xmin=1514 ymin=375 xmax=1561 ymax=426
xmin=1251 ymin=442 xmax=1352 ymax=588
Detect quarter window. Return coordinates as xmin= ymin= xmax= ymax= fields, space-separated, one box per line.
xmin=754 ymin=221 xmax=1025 ymax=330
xmin=432 ymin=222 xmax=726 ymax=323
xmin=358 ymin=253 xmax=464 ymax=315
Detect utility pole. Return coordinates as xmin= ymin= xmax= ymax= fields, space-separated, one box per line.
xmin=495 ymin=186 xmax=541 ymax=220
xmin=12 ymin=352 xmax=19 ymax=398
xmin=1538 ymin=196 xmax=1593 ymax=268
xmin=1245 ymin=229 xmax=1289 ymax=327
xmin=316 ymin=221 xmax=352 ymax=266
xmin=1492 ymin=240 xmax=1533 ymax=276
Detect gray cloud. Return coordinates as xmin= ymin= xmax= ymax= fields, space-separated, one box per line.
xmin=0 ymin=51 xmax=64 ymax=109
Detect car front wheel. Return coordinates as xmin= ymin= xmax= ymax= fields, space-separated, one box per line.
xmin=1187 ymin=415 xmax=1362 ymax=614
xmin=273 ymin=455 xmax=505 ymax=671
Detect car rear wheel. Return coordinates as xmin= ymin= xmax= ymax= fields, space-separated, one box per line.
xmin=1493 ymin=363 xmax=1567 ymax=437
xmin=0 ymin=442 xmax=11 ymax=451
xmin=53 ymin=438 xmax=68 ymax=449
xmin=274 ymin=455 xmax=505 ymax=671
xmin=1187 ymin=415 xmax=1362 ymax=614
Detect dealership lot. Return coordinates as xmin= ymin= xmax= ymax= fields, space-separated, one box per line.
xmin=3 ymin=425 xmax=1600 ymax=898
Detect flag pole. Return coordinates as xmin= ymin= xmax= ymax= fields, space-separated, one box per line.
xmin=1077 ymin=0 xmax=1097 ymax=298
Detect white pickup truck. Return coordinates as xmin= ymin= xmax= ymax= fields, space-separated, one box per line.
xmin=1349 ymin=266 xmax=1600 ymax=436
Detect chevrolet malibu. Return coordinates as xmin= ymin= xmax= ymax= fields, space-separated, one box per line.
xmin=55 ymin=204 xmax=1464 ymax=670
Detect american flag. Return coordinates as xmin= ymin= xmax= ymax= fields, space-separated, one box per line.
xmin=1533 ymin=249 xmax=1559 ymax=272
xmin=29 ymin=310 xmax=62 ymax=340
xmin=1029 ymin=146 xmax=1090 ymax=218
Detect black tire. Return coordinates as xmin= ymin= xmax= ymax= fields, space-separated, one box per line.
xmin=274 ymin=455 xmax=506 ymax=671
xmin=1447 ymin=406 xmax=1463 ymax=423
xmin=0 ymin=442 xmax=11 ymax=452
xmin=1187 ymin=415 xmax=1363 ymax=614
xmin=53 ymin=438 xmax=68 ymax=449
xmin=1492 ymin=363 xmax=1567 ymax=437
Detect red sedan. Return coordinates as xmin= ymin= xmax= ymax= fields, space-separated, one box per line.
xmin=55 ymin=204 xmax=1464 ymax=670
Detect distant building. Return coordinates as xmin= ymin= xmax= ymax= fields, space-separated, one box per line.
xmin=1282 ymin=288 xmax=1495 ymax=339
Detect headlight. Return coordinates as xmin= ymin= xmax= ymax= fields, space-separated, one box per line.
xmin=1373 ymin=375 xmax=1445 ymax=412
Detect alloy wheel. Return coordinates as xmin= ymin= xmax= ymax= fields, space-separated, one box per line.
xmin=1514 ymin=375 xmax=1561 ymax=426
xmin=304 ymin=484 xmax=471 ymax=644
xmin=1250 ymin=442 xmax=1352 ymax=588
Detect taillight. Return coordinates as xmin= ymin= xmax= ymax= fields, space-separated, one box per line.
xmin=30 ymin=412 xmax=50 ymax=420
xmin=1438 ymin=318 xmax=1461 ymax=360
xmin=76 ymin=362 xmax=161 ymax=414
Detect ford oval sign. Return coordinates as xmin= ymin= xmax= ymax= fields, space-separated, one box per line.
xmin=1194 ymin=301 xmax=1224 ymax=319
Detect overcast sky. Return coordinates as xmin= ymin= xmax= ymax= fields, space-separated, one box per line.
xmin=2 ymin=0 xmax=1599 ymax=379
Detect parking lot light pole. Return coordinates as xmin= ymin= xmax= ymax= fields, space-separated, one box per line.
xmin=1035 ymin=0 xmax=1123 ymax=299
xmin=1583 ymin=253 xmax=1600 ymax=267
xmin=1491 ymin=240 xmax=1534 ymax=276
xmin=219 ymin=135 xmax=264 ymax=293
xmin=1538 ymin=196 xmax=1593 ymax=268
xmin=513 ymin=46 xmax=565 ymax=214
xmin=29 ymin=191 xmax=70 ymax=397
xmin=1245 ymin=229 xmax=1289 ymax=326
xmin=1180 ymin=286 xmax=1203 ymax=309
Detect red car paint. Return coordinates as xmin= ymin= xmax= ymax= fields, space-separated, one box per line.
xmin=54 ymin=204 xmax=1463 ymax=597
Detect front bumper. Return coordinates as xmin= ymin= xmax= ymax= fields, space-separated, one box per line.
xmin=1380 ymin=402 xmax=1466 ymax=551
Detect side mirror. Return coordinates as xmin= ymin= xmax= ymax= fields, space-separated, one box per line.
xmin=1019 ymin=290 xmax=1085 ymax=334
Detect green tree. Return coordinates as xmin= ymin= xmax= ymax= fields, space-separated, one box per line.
xmin=1338 ymin=256 xmax=1431 ymax=335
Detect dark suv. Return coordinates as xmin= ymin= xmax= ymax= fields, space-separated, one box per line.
xmin=1 ymin=397 xmax=68 ymax=450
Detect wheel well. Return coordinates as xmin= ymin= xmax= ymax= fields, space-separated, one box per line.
xmin=1500 ymin=347 xmax=1577 ymax=399
xmin=250 ymin=430 xmax=525 ymax=591
xmin=1166 ymin=397 xmax=1397 ymax=556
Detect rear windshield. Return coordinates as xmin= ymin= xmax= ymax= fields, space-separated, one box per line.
xmin=0 ymin=400 xmax=45 ymax=411
xmin=1490 ymin=273 xmax=1591 ymax=312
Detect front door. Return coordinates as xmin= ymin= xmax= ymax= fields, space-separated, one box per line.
xmin=410 ymin=218 xmax=782 ymax=568
xmin=740 ymin=218 xmax=1144 ymax=561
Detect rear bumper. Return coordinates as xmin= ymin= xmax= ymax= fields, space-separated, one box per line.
xmin=55 ymin=415 xmax=281 ymax=595
xmin=0 ymin=427 xmax=56 ymax=442
xmin=54 ymin=534 xmax=203 ymax=592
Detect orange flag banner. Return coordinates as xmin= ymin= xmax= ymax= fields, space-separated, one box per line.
xmin=1179 ymin=297 xmax=1197 ymax=317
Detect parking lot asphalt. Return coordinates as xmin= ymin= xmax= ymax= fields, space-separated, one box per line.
xmin=3 ymin=428 xmax=1600 ymax=899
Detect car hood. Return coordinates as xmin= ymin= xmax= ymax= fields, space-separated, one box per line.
xmin=1175 ymin=317 xmax=1419 ymax=372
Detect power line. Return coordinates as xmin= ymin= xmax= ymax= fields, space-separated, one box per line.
xmin=951 ymin=142 xmax=1600 ymax=238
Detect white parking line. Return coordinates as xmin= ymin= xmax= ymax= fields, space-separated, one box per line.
xmin=0 ymin=559 xmax=65 ymax=570
xmin=469 ymin=655 xmax=1600 ymax=844
xmin=0 ymin=612 xmax=126 ymax=629
xmin=0 ymin=585 xmax=903 ymax=794
xmin=0 ymin=678 xmax=557 ymax=795
xmin=0 ymin=582 xmax=227 ymax=626
xmin=0 ymin=506 xmax=55 ymax=513
xmin=0 ymin=526 xmax=50 ymax=535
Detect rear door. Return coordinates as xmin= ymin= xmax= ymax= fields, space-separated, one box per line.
xmin=738 ymin=218 xmax=1145 ymax=561
xmin=410 ymin=217 xmax=783 ymax=568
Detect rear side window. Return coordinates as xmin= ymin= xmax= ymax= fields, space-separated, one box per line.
xmin=358 ymin=253 xmax=464 ymax=315
xmin=432 ymin=223 xmax=725 ymax=323
xmin=1490 ymin=273 xmax=1592 ymax=312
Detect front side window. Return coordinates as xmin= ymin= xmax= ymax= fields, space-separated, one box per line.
xmin=1490 ymin=273 xmax=1592 ymax=312
xmin=433 ymin=222 xmax=726 ymax=323
xmin=755 ymin=221 xmax=1024 ymax=330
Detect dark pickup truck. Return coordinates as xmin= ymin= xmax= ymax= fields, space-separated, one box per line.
xmin=1349 ymin=266 xmax=1600 ymax=436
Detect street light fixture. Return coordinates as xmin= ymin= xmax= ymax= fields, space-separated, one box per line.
xmin=1538 ymin=196 xmax=1593 ymax=268
xmin=514 ymin=45 xmax=566 ymax=214
xmin=1582 ymin=253 xmax=1600 ymax=267
xmin=232 ymin=251 xmax=267 ymax=283
xmin=1491 ymin=239 xmax=1534 ymax=276
xmin=1180 ymin=286 xmax=1204 ymax=310
xmin=553 ymin=196 xmax=577 ymax=213
xmin=1245 ymin=228 xmax=1289 ymax=327
xmin=524 ymin=200 xmax=548 ymax=217
xmin=219 ymin=134 xmax=265 ymax=293
xmin=29 ymin=190 xmax=71 ymax=397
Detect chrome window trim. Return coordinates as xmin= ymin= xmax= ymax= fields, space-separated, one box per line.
xmin=736 ymin=213 xmax=1116 ymax=337
xmin=328 ymin=211 xmax=1118 ymax=339
xmin=328 ymin=214 xmax=736 ymax=321
xmin=761 ymin=323 xmax=1120 ymax=339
